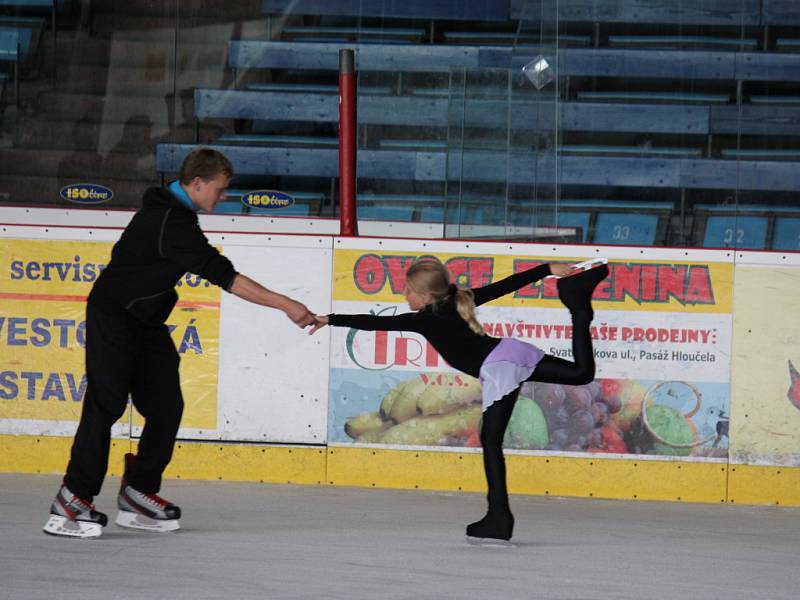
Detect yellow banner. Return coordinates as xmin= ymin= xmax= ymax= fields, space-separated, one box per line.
xmin=0 ymin=239 xmax=219 ymax=428
xmin=332 ymin=249 xmax=733 ymax=313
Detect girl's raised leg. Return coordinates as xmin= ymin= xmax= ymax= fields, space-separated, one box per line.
xmin=527 ymin=264 xmax=608 ymax=385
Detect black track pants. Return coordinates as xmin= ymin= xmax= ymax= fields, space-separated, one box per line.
xmin=63 ymin=304 xmax=184 ymax=501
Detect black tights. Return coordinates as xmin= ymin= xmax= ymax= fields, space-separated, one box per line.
xmin=478 ymin=310 xmax=594 ymax=515
xmin=525 ymin=310 xmax=595 ymax=386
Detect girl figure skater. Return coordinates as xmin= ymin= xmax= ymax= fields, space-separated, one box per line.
xmin=311 ymin=258 xmax=609 ymax=543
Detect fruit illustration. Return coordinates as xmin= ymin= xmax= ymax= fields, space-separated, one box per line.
xmin=503 ymin=396 xmax=549 ymax=450
xmin=609 ymin=380 xmax=648 ymax=431
xmin=345 ymin=373 xmax=482 ymax=446
xmin=344 ymin=411 xmax=391 ymax=438
xmin=369 ymin=404 xmax=482 ymax=445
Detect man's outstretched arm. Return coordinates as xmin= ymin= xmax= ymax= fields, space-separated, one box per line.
xmin=228 ymin=274 xmax=316 ymax=328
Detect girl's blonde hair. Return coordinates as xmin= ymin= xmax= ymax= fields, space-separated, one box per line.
xmin=405 ymin=259 xmax=485 ymax=336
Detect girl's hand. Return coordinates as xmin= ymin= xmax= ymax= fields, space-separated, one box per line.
xmin=308 ymin=315 xmax=329 ymax=335
xmin=549 ymin=263 xmax=577 ymax=278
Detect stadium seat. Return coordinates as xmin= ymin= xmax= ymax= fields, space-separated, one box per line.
xmin=594 ymin=213 xmax=661 ymax=245
xmin=358 ymin=205 xmax=415 ymax=221
xmin=702 ymin=215 xmax=769 ymax=249
xmin=771 ymin=217 xmax=800 ymax=250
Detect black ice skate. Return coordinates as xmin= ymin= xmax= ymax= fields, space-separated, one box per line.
xmin=557 ymin=261 xmax=610 ymax=317
xmin=466 ymin=509 xmax=515 ymax=546
xmin=115 ymin=453 xmax=181 ymax=532
xmin=43 ymin=485 xmax=108 ymax=539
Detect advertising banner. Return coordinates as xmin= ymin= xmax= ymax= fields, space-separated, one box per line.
xmin=328 ymin=244 xmax=733 ymax=459
xmin=730 ymin=264 xmax=800 ymax=466
xmin=0 ymin=239 xmax=220 ymax=434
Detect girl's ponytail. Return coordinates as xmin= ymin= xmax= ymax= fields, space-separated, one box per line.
xmin=453 ymin=288 xmax=486 ymax=336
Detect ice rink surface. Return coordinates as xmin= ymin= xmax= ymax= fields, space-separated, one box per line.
xmin=2 ymin=473 xmax=797 ymax=600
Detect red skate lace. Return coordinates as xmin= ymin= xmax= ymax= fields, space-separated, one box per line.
xmin=143 ymin=492 xmax=169 ymax=508
xmin=60 ymin=493 xmax=94 ymax=518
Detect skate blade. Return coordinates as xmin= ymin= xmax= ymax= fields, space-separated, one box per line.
xmin=466 ymin=535 xmax=515 ymax=548
xmin=115 ymin=510 xmax=180 ymax=532
xmin=548 ymin=257 xmax=609 ymax=278
xmin=43 ymin=515 xmax=103 ymax=539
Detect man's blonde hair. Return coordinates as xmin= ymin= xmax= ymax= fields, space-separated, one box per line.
xmin=179 ymin=148 xmax=234 ymax=184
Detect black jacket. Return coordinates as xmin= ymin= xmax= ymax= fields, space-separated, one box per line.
xmin=88 ymin=187 xmax=238 ymax=324
xmin=329 ymin=263 xmax=551 ymax=378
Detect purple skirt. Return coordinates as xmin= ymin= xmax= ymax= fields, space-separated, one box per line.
xmin=478 ymin=338 xmax=545 ymax=411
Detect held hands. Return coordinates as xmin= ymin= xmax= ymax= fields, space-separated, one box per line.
xmin=548 ymin=258 xmax=608 ymax=278
xmin=308 ymin=315 xmax=329 ymax=335
xmin=548 ymin=262 xmax=578 ymax=278
xmin=284 ymin=298 xmax=317 ymax=328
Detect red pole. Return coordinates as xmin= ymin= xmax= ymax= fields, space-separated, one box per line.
xmin=338 ymin=48 xmax=357 ymax=236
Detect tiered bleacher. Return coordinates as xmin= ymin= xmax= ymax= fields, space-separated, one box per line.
xmin=1 ymin=0 xmax=798 ymax=249
xmin=144 ymin=0 xmax=800 ymax=248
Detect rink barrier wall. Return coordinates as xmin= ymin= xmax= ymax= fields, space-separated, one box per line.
xmin=10 ymin=434 xmax=798 ymax=505
xmin=1 ymin=211 xmax=800 ymax=507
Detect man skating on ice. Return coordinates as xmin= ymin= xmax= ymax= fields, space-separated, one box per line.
xmin=43 ymin=148 xmax=316 ymax=538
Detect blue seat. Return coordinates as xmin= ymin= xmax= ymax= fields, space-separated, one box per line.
xmin=703 ymin=215 xmax=769 ymax=249
xmin=736 ymin=52 xmax=800 ymax=83
xmin=0 ymin=30 xmax=19 ymax=105
xmin=0 ymin=30 xmax=19 ymax=63
xmin=0 ymin=24 xmax=35 ymax=60
xmin=419 ymin=205 xmax=444 ymax=223
xmin=593 ymin=213 xmax=660 ymax=245
xmin=772 ymin=217 xmax=800 ymax=250
xmin=720 ymin=149 xmax=800 ymax=160
xmin=443 ymin=31 xmax=591 ymax=47
xmin=213 ymin=200 xmax=245 ymax=214
xmin=0 ymin=0 xmax=54 ymax=11
xmin=577 ymin=91 xmax=730 ymax=104
xmin=0 ymin=1 xmax=53 ymax=6
xmin=467 ymin=206 xmax=501 ymax=226
xmin=530 ymin=48 xmax=738 ymax=81
xmin=281 ymin=26 xmax=425 ymax=42
xmin=556 ymin=212 xmax=592 ymax=242
xmin=358 ymin=205 xmax=414 ymax=221
xmin=776 ymin=39 xmax=800 ymax=53
xmin=158 ymin=144 xmax=800 ymax=193
xmin=510 ymin=0 xmax=760 ymax=25
xmin=561 ymin=144 xmax=703 ymax=158
xmin=194 ymin=89 xmax=709 ymax=137
xmin=749 ymin=95 xmax=800 ymax=105
xmin=230 ymin=41 xmax=741 ymax=84
xmin=763 ymin=1 xmax=800 ymax=26
xmin=0 ymin=1 xmax=56 ymax=67
xmin=229 ymin=40 xmax=488 ymax=73
xmin=217 ymin=134 xmax=339 ymax=147
xmin=248 ymin=202 xmax=312 ymax=217
xmin=378 ymin=139 xmax=448 ymax=151
xmin=260 ymin=0 xmax=510 ymax=20
xmin=608 ymin=35 xmax=758 ymax=51
xmin=711 ymin=105 xmax=800 ymax=137
xmin=248 ymin=82 xmax=392 ymax=95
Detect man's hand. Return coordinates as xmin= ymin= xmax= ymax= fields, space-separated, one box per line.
xmin=308 ymin=315 xmax=329 ymax=335
xmin=283 ymin=299 xmax=316 ymax=328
